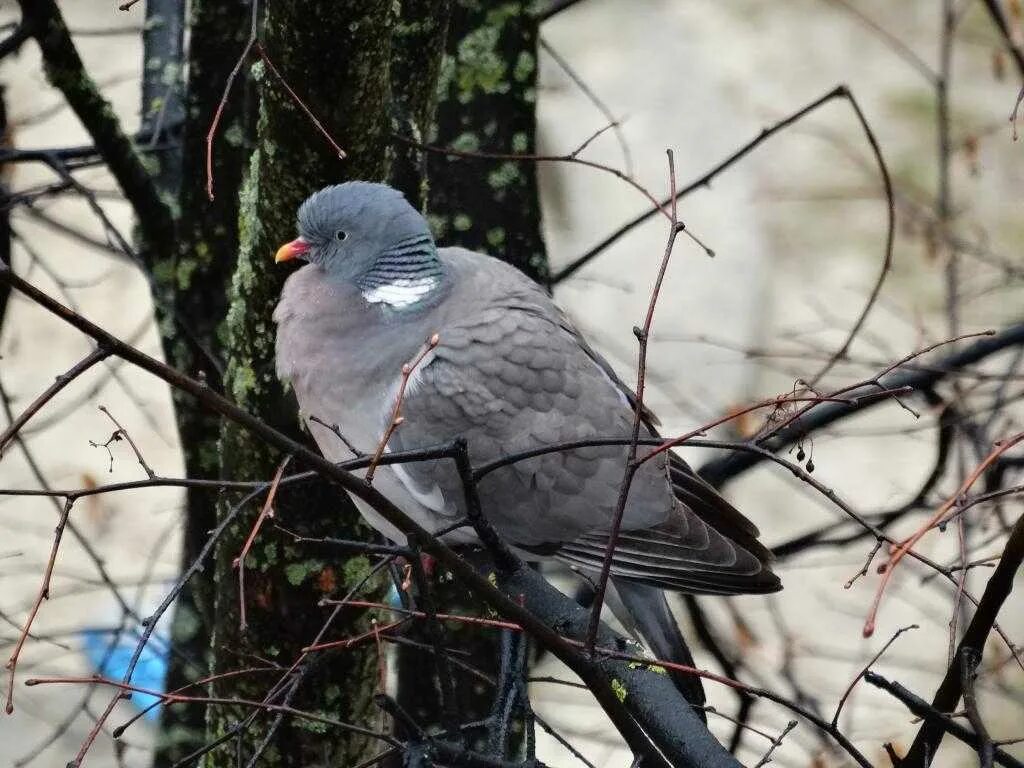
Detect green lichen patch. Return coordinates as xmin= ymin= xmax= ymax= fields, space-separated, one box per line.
xmin=487 ymin=161 xmax=522 ymax=190
xmin=611 ymin=679 xmax=628 ymax=703
xmin=343 ymin=555 xmax=373 ymax=587
xmin=284 ymin=559 xmax=326 ymax=587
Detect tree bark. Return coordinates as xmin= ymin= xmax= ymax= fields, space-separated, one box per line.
xmin=205 ymin=2 xmax=446 ymax=765
xmin=153 ymin=0 xmax=258 ymax=763
xmin=426 ymin=0 xmax=548 ymax=283
xmin=389 ymin=0 xmax=453 ymax=209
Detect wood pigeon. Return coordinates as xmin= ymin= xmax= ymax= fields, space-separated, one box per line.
xmin=273 ymin=182 xmax=780 ymax=707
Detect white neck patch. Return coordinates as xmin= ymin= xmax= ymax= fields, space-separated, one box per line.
xmin=361 ymin=276 xmax=439 ymax=308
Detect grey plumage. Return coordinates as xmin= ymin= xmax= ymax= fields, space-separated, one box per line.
xmin=273 ymin=182 xmax=780 ymax=701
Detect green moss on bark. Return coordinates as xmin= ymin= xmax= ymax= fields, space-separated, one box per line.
xmin=390 ymin=0 xmax=453 ymax=209
xmin=206 ymin=3 xmax=397 ymax=766
xmin=426 ymin=0 xmax=547 ymax=282
xmin=153 ymin=1 xmax=259 ymax=762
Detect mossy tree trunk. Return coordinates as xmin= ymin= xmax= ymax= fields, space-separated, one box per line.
xmin=390 ymin=1 xmax=453 ymax=210
xmin=426 ymin=0 xmax=547 ymax=283
xmin=153 ymin=0 xmax=539 ymax=761
xmin=395 ymin=0 xmax=549 ymax=752
xmin=152 ymin=0 xmax=258 ymax=763
xmin=203 ymin=2 xmax=450 ymax=766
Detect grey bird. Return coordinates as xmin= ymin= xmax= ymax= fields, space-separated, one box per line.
xmin=273 ymin=182 xmax=781 ymax=707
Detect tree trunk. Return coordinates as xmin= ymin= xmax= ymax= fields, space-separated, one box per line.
xmin=426 ymin=0 xmax=548 ymax=283
xmin=153 ymin=0 xmax=258 ymax=763
xmin=204 ymin=2 xmax=448 ymax=765
xmin=389 ymin=0 xmax=453 ymax=210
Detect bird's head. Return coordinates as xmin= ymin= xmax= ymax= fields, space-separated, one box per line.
xmin=274 ymin=182 xmax=435 ymax=282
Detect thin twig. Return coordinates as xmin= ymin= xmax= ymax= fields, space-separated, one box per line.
xmin=865 ymin=671 xmax=1022 ymax=768
xmin=95 ymin=405 xmax=156 ymax=479
xmin=585 ymin=149 xmax=687 ymax=654
xmin=753 ymin=720 xmax=798 ymax=768
xmin=960 ymin=647 xmax=995 ymax=768
xmin=538 ymin=37 xmax=632 ymax=175
xmin=365 ymin=334 xmax=439 ymax=483
xmin=234 ymin=456 xmax=291 ymax=631
xmin=206 ymin=0 xmax=259 ymax=200
xmin=550 ymin=85 xmax=883 ymax=288
xmin=0 ymin=266 xmax=695 ymax=766
xmin=903 ymin=510 xmax=1024 ymax=764
xmin=4 ymin=499 xmax=74 ymax=713
xmin=255 ymin=44 xmax=346 ymax=159
xmin=14 ymin=0 xmax=174 ymax=258
xmin=0 ymin=346 xmax=111 ymax=458
xmin=830 ymin=623 xmax=918 ymax=727
xmin=865 ymin=430 xmax=1024 ymax=637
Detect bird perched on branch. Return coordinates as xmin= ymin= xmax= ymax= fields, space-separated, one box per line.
xmin=273 ymin=181 xmax=780 ymax=709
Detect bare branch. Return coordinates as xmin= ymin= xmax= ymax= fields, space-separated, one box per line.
xmin=14 ymin=0 xmax=175 ymax=259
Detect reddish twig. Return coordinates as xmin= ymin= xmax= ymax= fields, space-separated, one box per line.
xmin=255 ymin=44 xmax=346 ymax=160
xmin=206 ymin=0 xmax=259 ymax=200
xmin=904 ymin=510 xmax=1024 ymax=764
xmin=586 ymin=149 xmax=687 ymax=654
xmin=4 ymin=499 xmax=74 ymax=713
xmin=207 ymin=24 xmax=353 ymax=199
xmin=365 ymin=334 xmax=439 ymax=483
xmin=233 ymin=456 xmax=291 ymax=632
xmin=95 ymin=405 xmax=155 ymax=479
xmin=111 ymin=665 xmax=281 ymax=736
xmin=864 ymin=430 xmax=1024 ymax=637
xmin=23 ymin=676 xmax=398 ymax=746
xmin=0 ymin=263 xmax=857 ymax=765
xmin=314 ymin=599 xmax=522 ymax=642
xmin=317 ymin=600 xmax=876 ymax=767
xmin=300 ymin=618 xmax=408 ymax=655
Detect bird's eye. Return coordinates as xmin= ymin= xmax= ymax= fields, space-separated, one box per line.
xmin=335 ymin=230 xmax=348 ymax=242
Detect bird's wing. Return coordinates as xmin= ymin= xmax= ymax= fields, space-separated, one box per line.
xmin=386 ymin=258 xmax=778 ymax=594
xmin=390 ymin=296 xmax=659 ymax=542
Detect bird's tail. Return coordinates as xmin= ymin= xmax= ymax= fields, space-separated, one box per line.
xmin=608 ymin=577 xmax=707 ymax=720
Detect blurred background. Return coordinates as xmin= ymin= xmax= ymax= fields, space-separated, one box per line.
xmin=1 ymin=1 xmax=1022 ymax=766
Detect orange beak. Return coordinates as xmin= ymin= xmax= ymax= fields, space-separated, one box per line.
xmin=274 ymin=237 xmax=311 ymax=263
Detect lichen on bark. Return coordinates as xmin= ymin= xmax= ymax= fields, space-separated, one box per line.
xmin=153 ymin=1 xmax=258 ymax=762
xmin=427 ymin=0 xmax=547 ymax=282
xmin=204 ymin=2 xmax=409 ymax=765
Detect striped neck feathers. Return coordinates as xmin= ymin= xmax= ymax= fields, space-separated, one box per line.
xmin=356 ymin=234 xmax=444 ymax=308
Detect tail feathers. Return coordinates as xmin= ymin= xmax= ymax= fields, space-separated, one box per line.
xmin=608 ymin=578 xmax=706 ymax=720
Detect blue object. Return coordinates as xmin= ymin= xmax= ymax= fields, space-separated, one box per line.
xmin=80 ymin=628 xmax=169 ymax=720
xmin=385 ymin=580 xmax=404 ymax=611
